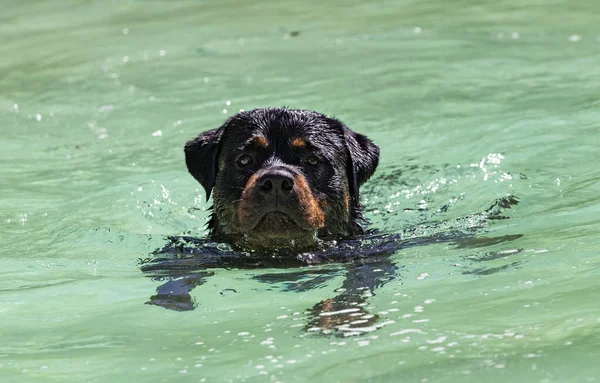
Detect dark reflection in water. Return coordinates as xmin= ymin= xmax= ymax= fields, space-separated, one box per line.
xmin=146 ymin=272 xmax=214 ymax=312
xmin=454 ymin=234 xmax=523 ymax=249
xmin=463 ymin=261 xmax=524 ymax=276
xmin=252 ymin=268 xmax=344 ymax=292
xmin=140 ymin=195 xmax=523 ymax=336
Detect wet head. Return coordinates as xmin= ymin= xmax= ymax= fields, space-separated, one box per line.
xmin=184 ymin=107 xmax=379 ymax=250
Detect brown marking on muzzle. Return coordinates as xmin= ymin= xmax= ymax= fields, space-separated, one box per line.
xmin=237 ymin=173 xmax=259 ymax=225
xmin=295 ymin=174 xmax=325 ymax=228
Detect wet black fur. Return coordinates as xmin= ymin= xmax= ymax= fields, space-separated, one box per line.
xmin=184 ymin=107 xmax=379 ymax=242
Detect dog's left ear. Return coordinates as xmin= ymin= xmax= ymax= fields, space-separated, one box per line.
xmin=184 ymin=127 xmax=224 ymax=201
xmin=343 ymin=127 xmax=380 ymax=207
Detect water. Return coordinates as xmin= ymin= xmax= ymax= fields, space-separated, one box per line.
xmin=1 ymin=0 xmax=599 ymax=381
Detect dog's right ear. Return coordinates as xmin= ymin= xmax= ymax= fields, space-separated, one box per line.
xmin=184 ymin=127 xmax=224 ymax=201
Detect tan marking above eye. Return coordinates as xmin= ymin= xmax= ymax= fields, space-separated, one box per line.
xmin=252 ymin=136 xmax=269 ymax=149
xmin=291 ymin=137 xmax=307 ymax=149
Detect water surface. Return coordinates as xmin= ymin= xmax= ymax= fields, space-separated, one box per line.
xmin=2 ymin=0 xmax=600 ymax=382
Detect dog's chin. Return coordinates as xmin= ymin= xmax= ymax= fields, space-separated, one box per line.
xmin=241 ymin=211 xmax=319 ymax=249
xmin=250 ymin=211 xmax=310 ymax=239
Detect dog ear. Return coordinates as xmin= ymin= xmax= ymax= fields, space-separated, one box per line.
xmin=344 ymin=128 xmax=380 ymax=207
xmin=184 ymin=127 xmax=224 ymax=201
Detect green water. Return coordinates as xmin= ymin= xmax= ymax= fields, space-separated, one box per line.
xmin=2 ymin=0 xmax=600 ymax=382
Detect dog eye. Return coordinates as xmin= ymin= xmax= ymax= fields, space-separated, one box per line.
xmin=305 ymin=156 xmax=319 ymax=166
xmin=237 ymin=154 xmax=253 ymax=167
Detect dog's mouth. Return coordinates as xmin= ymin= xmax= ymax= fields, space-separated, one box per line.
xmin=250 ymin=211 xmax=307 ymax=239
xmin=238 ymin=211 xmax=321 ymax=250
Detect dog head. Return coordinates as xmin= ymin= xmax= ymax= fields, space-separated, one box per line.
xmin=185 ymin=108 xmax=379 ymax=248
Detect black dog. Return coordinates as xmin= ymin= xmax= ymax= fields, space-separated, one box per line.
xmin=184 ymin=107 xmax=379 ymax=249
xmin=142 ymin=108 xmax=522 ymax=335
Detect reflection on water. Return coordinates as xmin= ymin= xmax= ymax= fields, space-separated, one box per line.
xmin=141 ymin=195 xmax=523 ymax=337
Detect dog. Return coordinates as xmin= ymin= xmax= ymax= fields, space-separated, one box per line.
xmin=184 ymin=107 xmax=380 ymax=249
xmin=144 ymin=111 xmax=522 ymax=330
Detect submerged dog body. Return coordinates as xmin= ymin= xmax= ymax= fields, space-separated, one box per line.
xmin=184 ymin=108 xmax=379 ymax=249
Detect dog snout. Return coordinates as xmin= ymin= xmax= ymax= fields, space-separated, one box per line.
xmin=257 ymin=169 xmax=295 ymax=194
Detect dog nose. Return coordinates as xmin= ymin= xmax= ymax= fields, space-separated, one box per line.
xmin=258 ymin=171 xmax=294 ymax=193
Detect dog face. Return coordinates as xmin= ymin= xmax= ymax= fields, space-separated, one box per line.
xmin=185 ymin=108 xmax=379 ymax=248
